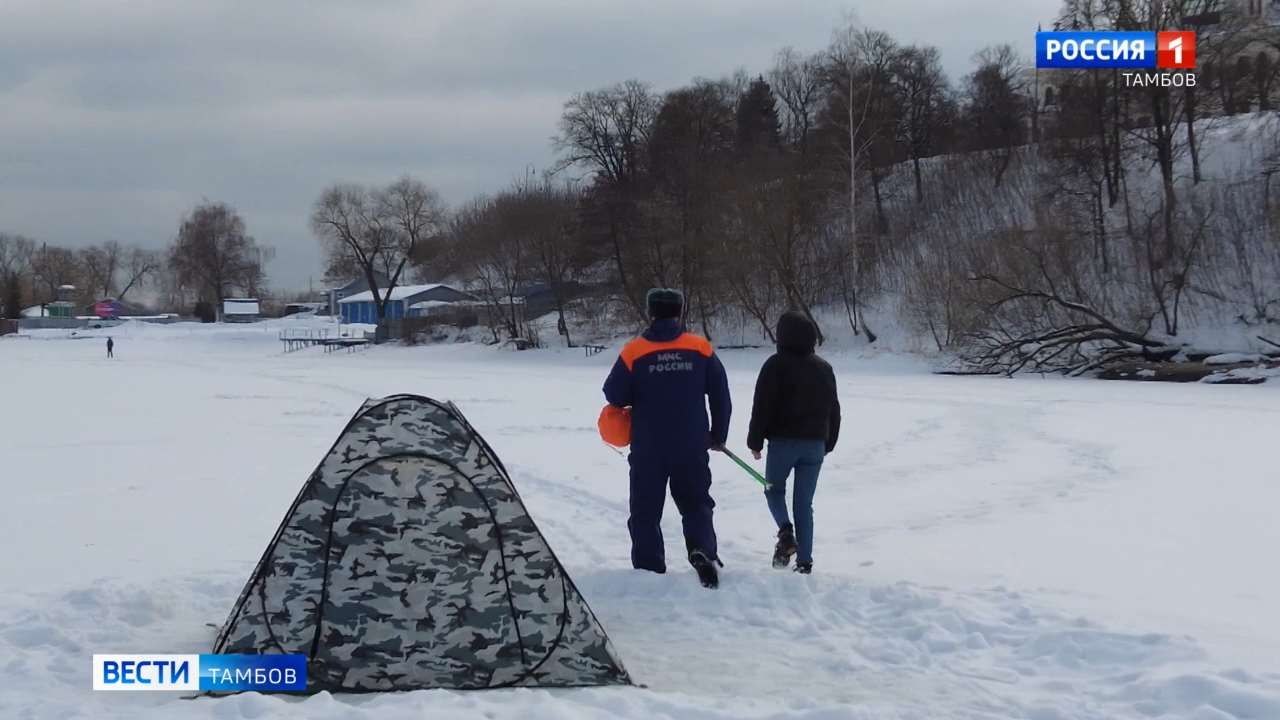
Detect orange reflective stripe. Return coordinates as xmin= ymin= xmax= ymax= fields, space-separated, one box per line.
xmin=619 ymin=333 xmax=713 ymax=370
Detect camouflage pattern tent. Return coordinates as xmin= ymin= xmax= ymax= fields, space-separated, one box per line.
xmin=214 ymin=395 xmax=631 ymax=691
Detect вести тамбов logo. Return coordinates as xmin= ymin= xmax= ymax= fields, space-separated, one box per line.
xmin=1036 ymin=30 xmax=1197 ymax=88
xmin=92 ymin=654 xmax=307 ymax=693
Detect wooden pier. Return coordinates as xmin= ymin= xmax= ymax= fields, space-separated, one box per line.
xmin=280 ymin=328 xmax=372 ymax=354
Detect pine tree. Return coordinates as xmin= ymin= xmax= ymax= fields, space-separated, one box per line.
xmin=735 ymin=76 xmax=782 ymax=155
xmin=193 ymin=300 xmax=216 ymax=323
xmin=3 ymin=275 xmax=21 ymax=319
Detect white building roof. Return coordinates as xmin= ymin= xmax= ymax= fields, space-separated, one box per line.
xmin=408 ymin=299 xmax=453 ymax=310
xmin=338 ymin=284 xmax=446 ymax=304
xmin=223 ymin=298 xmax=260 ymax=315
xmin=410 ymin=298 xmax=522 ymax=311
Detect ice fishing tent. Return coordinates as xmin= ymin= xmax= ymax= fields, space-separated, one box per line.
xmin=214 ymin=394 xmax=631 ymax=691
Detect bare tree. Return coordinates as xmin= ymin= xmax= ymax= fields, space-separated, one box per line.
xmin=30 ymin=244 xmax=82 ymax=304
xmin=958 ymin=217 xmax=1171 ymax=376
xmin=443 ymin=178 xmax=589 ymax=346
xmin=78 ymin=241 xmax=123 ymax=299
xmin=77 ymin=242 xmax=160 ymax=304
xmin=963 ymin=45 xmax=1030 ymax=189
xmin=445 ymin=199 xmax=503 ymax=342
xmin=726 ymin=159 xmax=832 ymax=342
xmin=1047 ymin=91 xmax=1117 ymax=274
xmin=117 ymin=247 xmax=162 ymax=302
xmin=169 ymin=202 xmax=270 ymax=316
xmin=0 ymin=234 xmax=34 ymax=276
xmin=556 ymin=80 xmax=657 ymax=191
xmin=554 ymin=80 xmax=658 ymax=317
xmin=522 ymin=181 xmax=586 ymax=347
xmin=855 ymin=30 xmax=903 ymax=237
xmin=893 ymin=45 xmax=954 ymax=202
xmin=444 ymin=193 xmax=531 ymax=342
xmin=823 ymin=22 xmax=895 ymax=336
xmin=646 ymin=79 xmax=738 ymax=333
xmin=379 ymin=176 xmax=446 ymax=278
xmin=487 ymin=191 xmax=532 ymax=340
xmin=0 ymin=233 xmax=35 ymax=318
xmin=769 ymin=48 xmax=824 ymax=154
xmin=311 ymin=177 xmax=445 ymax=323
xmin=1055 ymin=0 xmax=1140 ymax=207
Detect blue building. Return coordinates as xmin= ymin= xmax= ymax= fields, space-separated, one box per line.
xmin=325 ymin=273 xmax=390 ymax=317
xmin=338 ymin=284 xmax=474 ymax=324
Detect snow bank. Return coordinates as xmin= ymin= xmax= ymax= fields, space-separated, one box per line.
xmin=1202 ymin=366 xmax=1280 ymax=384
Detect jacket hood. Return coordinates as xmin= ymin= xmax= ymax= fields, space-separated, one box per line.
xmin=776 ymin=311 xmax=817 ymax=354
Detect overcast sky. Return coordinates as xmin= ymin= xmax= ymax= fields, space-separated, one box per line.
xmin=0 ymin=0 xmax=1060 ymax=291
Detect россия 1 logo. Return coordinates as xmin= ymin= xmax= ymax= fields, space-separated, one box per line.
xmin=1036 ymin=30 xmax=1196 ymax=87
xmin=92 ymin=654 xmax=307 ymax=692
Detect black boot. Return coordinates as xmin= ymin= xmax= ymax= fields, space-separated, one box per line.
xmin=772 ymin=524 xmax=798 ymax=569
xmin=689 ymin=550 xmax=720 ymax=589
xmin=794 ymin=561 xmax=813 ymax=575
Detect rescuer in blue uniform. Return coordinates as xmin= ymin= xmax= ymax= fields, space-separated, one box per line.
xmin=602 ymin=288 xmax=732 ymax=589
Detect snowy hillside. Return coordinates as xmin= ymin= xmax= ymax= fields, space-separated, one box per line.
xmin=538 ymin=113 xmax=1280 ymax=358
xmin=2 ymin=325 xmax=1279 ymax=719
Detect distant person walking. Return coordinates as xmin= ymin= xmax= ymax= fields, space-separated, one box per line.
xmin=106 ymin=337 xmax=114 ymax=359
xmin=746 ymin=311 xmax=840 ymax=575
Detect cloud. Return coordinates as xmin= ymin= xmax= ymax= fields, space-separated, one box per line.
xmin=0 ymin=0 xmax=1058 ymax=290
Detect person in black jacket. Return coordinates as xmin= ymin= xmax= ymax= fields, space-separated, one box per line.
xmin=746 ymin=311 xmax=840 ymax=574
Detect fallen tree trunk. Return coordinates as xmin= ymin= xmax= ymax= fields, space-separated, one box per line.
xmin=1087 ymin=357 xmax=1276 ymax=384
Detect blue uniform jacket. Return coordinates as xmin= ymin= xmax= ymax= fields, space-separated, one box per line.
xmin=602 ymin=318 xmax=732 ymax=456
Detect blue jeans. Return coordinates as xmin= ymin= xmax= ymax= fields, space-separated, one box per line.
xmin=764 ymin=439 xmax=825 ymax=564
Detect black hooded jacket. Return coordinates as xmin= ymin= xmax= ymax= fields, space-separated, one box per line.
xmin=746 ymin=312 xmax=841 ymax=453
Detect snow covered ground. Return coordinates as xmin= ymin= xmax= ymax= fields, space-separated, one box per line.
xmin=2 ymin=321 xmax=1279 ymax=719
